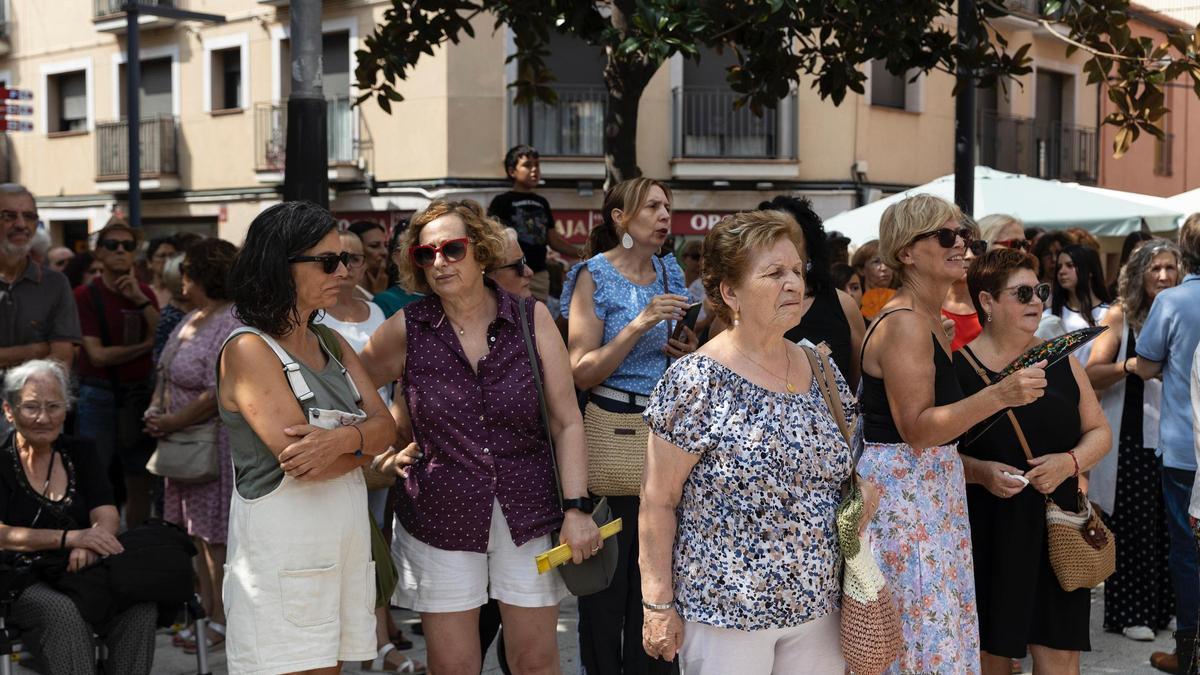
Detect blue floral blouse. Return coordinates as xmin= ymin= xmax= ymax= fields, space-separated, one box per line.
xmin=643 ymin=352 xmax=856 ymax=631
xmin=561 ymin=253 xmax=689 ymax=396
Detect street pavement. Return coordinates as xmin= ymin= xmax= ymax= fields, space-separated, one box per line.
xmin=7 ymin=588 xmax=1178 ymax=673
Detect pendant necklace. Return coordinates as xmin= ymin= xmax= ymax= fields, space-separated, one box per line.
xmin=435 ymin=312 xmax=466 ymax=336
xmin=733 ymin=342 xmax=795 ymax=393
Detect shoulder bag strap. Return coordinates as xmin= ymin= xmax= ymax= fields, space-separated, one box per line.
xmin=801 ymin=345 xmax=851 ymax=446
xmin=517 ymin=297 xmax=564 ymax=507
xmin=959 ymin=346 xmax=1034 ymax=463
xmin=652 ymin=255 xmax=676 ymax=340
xmin=222 ymin=327 xmax=316 ymax=403
xmin=86 ymin=282 xmax=123 ymax=390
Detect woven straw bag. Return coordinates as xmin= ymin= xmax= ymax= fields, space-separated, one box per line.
xmin=1045 ymin=493 xmax=1116 ymax=592
xmin=583 ymin=402 xmax=647 ymax=496
xmin=960 ymin=347 xmax=1116 ymax=593
xmin=802 ymin=346 xmax=902 ymax=675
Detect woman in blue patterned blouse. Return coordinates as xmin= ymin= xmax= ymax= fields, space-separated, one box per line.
xmin=639 ymin=209 xmax=878 ymax=674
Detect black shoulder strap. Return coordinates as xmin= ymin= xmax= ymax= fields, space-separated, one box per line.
xmin=517 ymin=297 xmax=564 ymax=507
xmin=859 ymin=306 xmax=914 ymax=364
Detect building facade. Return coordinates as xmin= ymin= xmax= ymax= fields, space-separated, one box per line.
xmin=0 ymin=0 xmax=1106 ymax=251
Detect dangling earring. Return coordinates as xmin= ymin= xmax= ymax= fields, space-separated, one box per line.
xmin=986 ymin=311 xmax=993 ymax=323
xmin=621 ymin=232 xmax=634 ymax=249
xmin=733 ymin=310 xmax=740 ymax=328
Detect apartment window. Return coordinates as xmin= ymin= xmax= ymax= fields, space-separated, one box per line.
xmin=118 ymin=57 xmax=173 ymax=119
xmin=510 ymin=31 xmax=606 ymax=156
xmin=49 ymin=71 xmax=87 ymax=132
xmin=211 ymin=47 xmax=242 ymax=111
xmin=870 ymin=61 xmax=906 ymax=109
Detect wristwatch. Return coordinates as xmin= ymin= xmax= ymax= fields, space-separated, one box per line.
xmin=562 ymin=496 xmax=595 ymax=514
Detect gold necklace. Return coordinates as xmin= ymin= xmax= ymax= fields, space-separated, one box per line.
xmin=435 ymin=312 xmax=466 ymax=336
xmin=732 ymin=342 xmax=795 ymax=393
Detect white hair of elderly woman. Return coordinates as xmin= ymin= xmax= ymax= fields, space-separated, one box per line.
xmin=3 ymin=359 xmax=73 ymax=408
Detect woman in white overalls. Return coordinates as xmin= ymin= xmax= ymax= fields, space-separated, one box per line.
xmin=217 ymin=201 xmax=396 ymax=675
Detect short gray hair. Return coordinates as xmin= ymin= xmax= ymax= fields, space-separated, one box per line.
xmin=3 ymin=359 xmax=72 ymax=409
xmin=0 ymin=183 xmax=34 ymax=202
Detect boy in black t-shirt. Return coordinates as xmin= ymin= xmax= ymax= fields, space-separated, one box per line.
xmin=488 ymin=144 xmax=580 ymax=301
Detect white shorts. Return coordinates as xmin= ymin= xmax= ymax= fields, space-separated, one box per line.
xmin=679 ymin=611 xmax=844 ymax=675
xmin=391 ymin=499 xmax=568 ymax=613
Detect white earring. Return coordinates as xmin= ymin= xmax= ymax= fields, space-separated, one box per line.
xmin=621 ymin=232 xmax=634 ymax=249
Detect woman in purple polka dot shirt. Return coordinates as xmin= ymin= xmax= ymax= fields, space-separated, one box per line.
xmin=360 ymin=199 xmax=601 ymax=675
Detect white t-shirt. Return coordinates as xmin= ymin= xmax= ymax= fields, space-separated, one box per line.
xmin=1042 ymin=304 xmax=1109 ymax=366
xmin=316 ymin=301 xmax=390 ymax=405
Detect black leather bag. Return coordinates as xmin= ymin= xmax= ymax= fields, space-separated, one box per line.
xmin=517 ymin=298 xmax=618 ymax=596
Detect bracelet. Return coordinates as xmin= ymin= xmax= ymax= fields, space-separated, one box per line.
xmin=60 ymin=529 xmax=69 ymax=549
xmin=1067 ymin=450 xmax=1080 ymax=478
xmin=641 ymin=598 xmax=674 ymax=611
xmin=349 ymin=424 xmax=364 ymax=457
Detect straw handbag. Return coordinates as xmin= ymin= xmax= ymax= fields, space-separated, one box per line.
xmin=802 ymin=346 xmax=902 ymax=675
xmin=960 ymin=347 xmax=1115 ymax=592
xmin=583 ymin=403 xmax=647 ymax=496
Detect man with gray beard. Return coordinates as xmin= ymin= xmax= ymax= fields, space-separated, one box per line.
xmin=0 ymin=183 xmax=80 ymax=434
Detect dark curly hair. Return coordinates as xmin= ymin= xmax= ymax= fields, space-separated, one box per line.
xmin=229 ymin=201 xmax=338 ymax=336
xmin=758 ymin=195 xmax=832 ymax=296
xmin=182 ymin=237 xmax=237 ymax=301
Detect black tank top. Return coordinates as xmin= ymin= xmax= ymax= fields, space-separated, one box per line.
xmin=784 ymin=288 xmax=853 ymax=379
xmin=859 ymin=308 xmax=965 ymax=444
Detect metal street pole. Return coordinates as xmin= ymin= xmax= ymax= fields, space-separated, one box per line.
xmin=283 ymin=0 xmax=328 ymax=207
xmin=954 ymin=0 xmax=977 ymax=215
xmin=126 ymin=4 xmax=140 ymax=229
xmin=121 ymin=3 xmax=223 ymax=229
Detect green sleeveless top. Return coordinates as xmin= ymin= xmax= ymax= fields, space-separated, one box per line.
xmin=217 ymin=326 xmax=361 ymax=499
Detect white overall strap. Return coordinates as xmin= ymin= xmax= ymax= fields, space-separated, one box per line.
xmin=223 ymin=326 xmax=316 ymax=403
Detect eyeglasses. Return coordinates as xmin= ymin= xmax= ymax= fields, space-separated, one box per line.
xmin=995 ymin=238 xmax=1031 ymax=251
xmin=1000 ymin=282 xmax=1051 ymax=304
xmin=967 ymin=240 xmax=988 ymax=256
xmin=98 ymin=239 xmax=137 ymax=253
xmin=288 ymin=251 xmax=350 ymax=274
xmin=346 ymin=253 xmax=366 ymax=269
xmin=16 ymin=401 xmax=68 ymax=418
xmin=491 ymin=256 xmax=528 ymax=274
xmin=912 ymin=226 xmax=975 ymax=249
xmin=0 ymin=210 xmax=38 ymax=224
xmin=409 ymin=238 xmax=469 ymax=268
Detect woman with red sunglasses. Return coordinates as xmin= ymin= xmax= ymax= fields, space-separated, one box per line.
xmin=360 ymin=199 xmax=601 ymax=675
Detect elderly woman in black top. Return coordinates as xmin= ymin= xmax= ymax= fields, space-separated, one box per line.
xmin=0 ymin=359 xmax=156 ymax=674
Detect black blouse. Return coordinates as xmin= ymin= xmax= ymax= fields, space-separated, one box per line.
xmin=0 ymin=432 xmax=114 ymax=532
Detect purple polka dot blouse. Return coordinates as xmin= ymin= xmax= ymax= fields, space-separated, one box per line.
xmin=399 ymin=287 xmax=562 ymax=553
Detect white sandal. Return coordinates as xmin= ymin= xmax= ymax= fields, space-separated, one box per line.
xmin=364 ymin=643 xmax=427 ymax=673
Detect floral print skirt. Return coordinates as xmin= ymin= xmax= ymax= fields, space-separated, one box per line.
xmin=857 ymin=441 xmax=980 ymax=675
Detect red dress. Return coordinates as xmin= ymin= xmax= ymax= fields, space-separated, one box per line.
xmin=942 ymin=309 xmax=981 ymax=351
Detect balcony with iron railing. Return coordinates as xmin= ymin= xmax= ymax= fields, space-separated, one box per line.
xmin=93 ymin=0 xmax=179 ymax=32
xmin=254 ymin=97 xmax=365 ymax=182
xmin=509 ymin=85 xmax=607 ymax=157
xmin=94 ymin=114 xmax=179 ymax=191
xmin=672 ymin=87 xmax=796 ymax=160
xmin=977 ymin=110 xmax=1097 ymax=183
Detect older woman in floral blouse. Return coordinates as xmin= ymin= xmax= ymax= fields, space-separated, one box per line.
xmin=640 ymin=210 xmax=877 ymax=674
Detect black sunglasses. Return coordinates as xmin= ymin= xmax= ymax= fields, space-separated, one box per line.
xmin=98 ymin=239 xmax=137 ymax=253
xmin=492 ymin=256 xmax=528 ymax=274
xmin=1001 ymin=282 xmax=1051 ymax=304
xmin=913 ymin=226 xmax=974 ymax=249
xmin=288 ymin=252 xmax=350 ymax=274
xmin=968 ymin=240 xmax=988 ymax=256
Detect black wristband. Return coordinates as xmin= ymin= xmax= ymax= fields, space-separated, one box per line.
xmin=60 ymin=529 xmax=69 ymax=549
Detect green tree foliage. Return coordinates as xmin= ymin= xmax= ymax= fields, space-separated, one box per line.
xmin=354 ymin=0 xmax=1200 ymax=184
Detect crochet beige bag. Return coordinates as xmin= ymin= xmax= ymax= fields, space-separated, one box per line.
xmin=583 ymin=402 xmax=647 ymax=496
xmin=802 ymin=347 xmax=902 ymax=675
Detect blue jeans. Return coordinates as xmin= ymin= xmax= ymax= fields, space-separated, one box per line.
xmin=75 ymin=384 xmax=118 ymax=471
xmin=1163 ymin=465 xmax=1199 ymax=632
xmin=75 ymin=382 xmax=154 ymax=477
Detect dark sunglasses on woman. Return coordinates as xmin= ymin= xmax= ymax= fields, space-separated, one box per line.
xmin=491 ymin=256 xmax=528 ymax=274
xmin=410 ymin=238 xmax=469 ymax=268
xmin=98 ymin=239 xmax=138 ymax=253
xmin=912 ymin=226 xmax=975 ymax=249
xmin=288 ymin=251 xmax=351 ymax=274
xmin=968 ymin=240 xmax=988 ymax=256
xmin=994 ymin=238 xmax=1031 ymax=251
xmin=1000 ymin=282 xmax=1051 ymax=304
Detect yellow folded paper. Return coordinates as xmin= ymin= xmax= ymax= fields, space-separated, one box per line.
xmin=535 ymin=518 xmax=623 ymax=574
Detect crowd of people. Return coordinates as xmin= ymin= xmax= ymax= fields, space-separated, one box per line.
xmin=1 ymin=137 xmax=1199 ymax=675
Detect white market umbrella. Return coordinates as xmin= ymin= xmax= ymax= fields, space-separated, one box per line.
xmin=826 ymin=166 xmax=1184 ymax=246
xmin=1167 ymin=187 xmax=1200 ymax=217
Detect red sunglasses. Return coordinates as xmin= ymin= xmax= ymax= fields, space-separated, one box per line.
xmin=409 ymin=238 xmax=469 ymax=268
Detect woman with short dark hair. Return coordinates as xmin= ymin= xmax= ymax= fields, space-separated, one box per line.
xmin=954 ymin=248 xmax=1110 ymax=673
xmin=218 ymin=201 xmax=396 ymax=675
xmin=146 ymin=237 xmax=241 ymax=655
